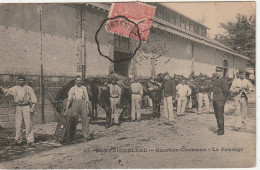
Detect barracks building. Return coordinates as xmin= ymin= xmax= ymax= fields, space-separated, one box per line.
xmin=0 ymin=3 xmax=250 ymax=81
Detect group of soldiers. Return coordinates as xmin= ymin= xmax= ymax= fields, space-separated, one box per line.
xmin=0 ymin=65 xmax=254 ymax=146
xmin=159 ymin=66 xmax=254 ymax=135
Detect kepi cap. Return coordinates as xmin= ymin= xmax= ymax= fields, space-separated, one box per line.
xmin=215 ymin=66 xmax=223 ymax=72
xmin=17 ymin=74 xmax=25 ymax=80
xmin=239 ymin=69 xmax=245 ymax=74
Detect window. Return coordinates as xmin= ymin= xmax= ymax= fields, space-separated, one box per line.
xmin=202 ymin=29 xmax=206 ymax=36
xmin=194 ymin=25 xmax=199 ymax=34
xmin=181 ymin=18 xmax=186 ymax=28
xmin=77 ymin=63 xmax=82 ymax=72
xmin=170 ymin=14 xmax=176 ymax=24
xmin=176 ymin=15 xmax=180 ymax=26
xmin=115 ymin=34 xmax=120 ymax=47
xmin=164 ymin=11 xmax=170 ymax=22
xmin=223 ymin=60 xmax=228 ymax=77
xmin=186 ymin=21 xmax=190 ymax=30
xmin=114 ymin=34 xmax=130 ymax=49
xmin=190 ymin=24 xmax=194 ymax=32
xmin=198 ymin=27 xmax=202 ymax=35
xmin=156 ymin=8 xmax=164 ymax=19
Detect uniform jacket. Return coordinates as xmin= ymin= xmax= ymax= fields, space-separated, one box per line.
xmin=211 ymin=77 xmax=229 ymax=101
xmin=163 ymin=79 xmax=176 ymax=98
xmin=197 ymin=81 xmax=210 ymax=93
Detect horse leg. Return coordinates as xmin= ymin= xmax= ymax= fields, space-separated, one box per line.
xmin=99 ymin=100 xmax=112 ymax=128
xmin=119 ymin=101 xmax=130 ymax=122
xmin=94 ymin=103 xmax=98 ymax=119
xmin=89 ymin=101 xmax=94 ymax=120
xmin=157 ymin=102 xmax=161 ymax=118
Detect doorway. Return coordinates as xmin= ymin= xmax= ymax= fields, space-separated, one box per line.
xmin=114 ymin=51 xmax=132 ymax=77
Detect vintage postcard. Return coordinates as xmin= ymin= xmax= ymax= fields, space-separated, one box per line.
xmin=0 ymin=1 xmax=256 ymax=169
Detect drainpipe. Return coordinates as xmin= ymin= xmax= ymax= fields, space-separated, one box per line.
xmin=81 ymin=8 xmax=86 ymax=80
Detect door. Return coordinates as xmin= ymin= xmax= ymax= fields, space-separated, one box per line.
xmin=114 ymin=51 xmax=131 ymax=77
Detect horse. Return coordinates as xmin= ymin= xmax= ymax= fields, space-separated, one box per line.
xmin=53 ymin=77 xmax=114 ymax=128
xmin=53 ymin=74 xmax=133 ymax=128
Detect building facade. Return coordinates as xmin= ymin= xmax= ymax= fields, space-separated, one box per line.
xmin=0 ymin=3 xmax=249 ymax=81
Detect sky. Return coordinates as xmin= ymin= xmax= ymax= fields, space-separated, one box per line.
xmin=163 ymin=1 xmax=255 ymax=38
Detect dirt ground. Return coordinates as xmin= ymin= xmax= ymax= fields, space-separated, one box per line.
xmin=0 ymin=100 xmax=256 ymax=169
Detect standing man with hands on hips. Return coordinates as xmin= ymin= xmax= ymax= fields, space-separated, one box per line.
xmin=66 ymin=75 xmax=92 ymax=141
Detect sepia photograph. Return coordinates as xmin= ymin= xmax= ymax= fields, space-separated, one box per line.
xmin=0 ymin=1 xmax=256 ymax=169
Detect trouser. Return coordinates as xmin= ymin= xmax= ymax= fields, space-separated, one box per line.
xmin=163 ymin=96 xmax=174 ymax=122
xmin=131 ymin=94 xmax=141 ymax=121
xmin=234 ymin=97 xmax=248 ymax=127
xmin=177 ymin=99 xmax=187 ymax=115
xmin=148 ymin=98 xmax=153 ymax=107
xmin=213 ymin=100 xmax=225 ymax=132
xmin=198 ymin=93 xmax=210 ymax=112
xmin=110 ymin=97 xmax=119 ymax=124
xmin=70 ymin=99 xmax=90 ymax=138
xmin=15 ymin=105 xmax=34 ymax=143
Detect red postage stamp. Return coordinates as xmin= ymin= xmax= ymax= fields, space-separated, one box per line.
xmin=107 ymin=2 xmax=156 ymax=41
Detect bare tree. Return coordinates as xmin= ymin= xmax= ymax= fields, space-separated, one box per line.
xmin=135 ymin=32 xmax=168 ymax=77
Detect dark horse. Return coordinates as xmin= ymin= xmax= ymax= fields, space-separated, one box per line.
xmin=140 ymin=74 xmax=165 ymax=118
xmin=53 ymin=73 xmax=132 ymax=128
xmin=53 ymin=77 xmax=112 ymax=127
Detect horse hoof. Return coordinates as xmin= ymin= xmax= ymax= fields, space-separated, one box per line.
xmin=105 ymin=125 xmax=111 ymax=129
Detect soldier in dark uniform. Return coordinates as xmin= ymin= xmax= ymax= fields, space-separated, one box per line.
xmin=210 ymin=66 xmax=229 ymax=135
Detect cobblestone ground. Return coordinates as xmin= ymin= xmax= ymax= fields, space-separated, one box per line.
xmin=0 ymin=100 xmax=256 ymax=169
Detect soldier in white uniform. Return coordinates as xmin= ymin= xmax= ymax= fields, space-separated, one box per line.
xmin=108 ymin=77 xmax=121 ymax=125
xmin=176 ymin=79 xmax=191 ymax=116
xmin=230 ymin=69 xmax=254 ymax=130
xmin=0 ymin=74 xmax=37 ymax=147
xmin=130 ymin=76 xmax=143 ymax=122
xmin=66 ymin=75 xmax=91 ymax=141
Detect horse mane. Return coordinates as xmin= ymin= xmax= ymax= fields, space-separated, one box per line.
xmin=55 ymin=79 xmax=75 ymax=101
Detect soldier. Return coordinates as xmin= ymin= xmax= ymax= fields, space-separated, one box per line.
xmin=0 ymin=74 xmax=37 ymax=147
xmin=210 ymin=67 xmax=229 ymax=135
xmin=66 ymin=75 xmax=92 ymax=141
xmin=197 ymin=77 xmax=210 ymax=113
xmin=108 ymin=77 xmax=121 ymax=125
xmin=230 ymin=69 xmax=254 ymax=130
xmin=162 ymin=72 xmax=176 ymax=125
xmin=176 ymin=79 xmax=191 ymax=116
xmin=130 ymin=76 xmax=143 ymax=122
